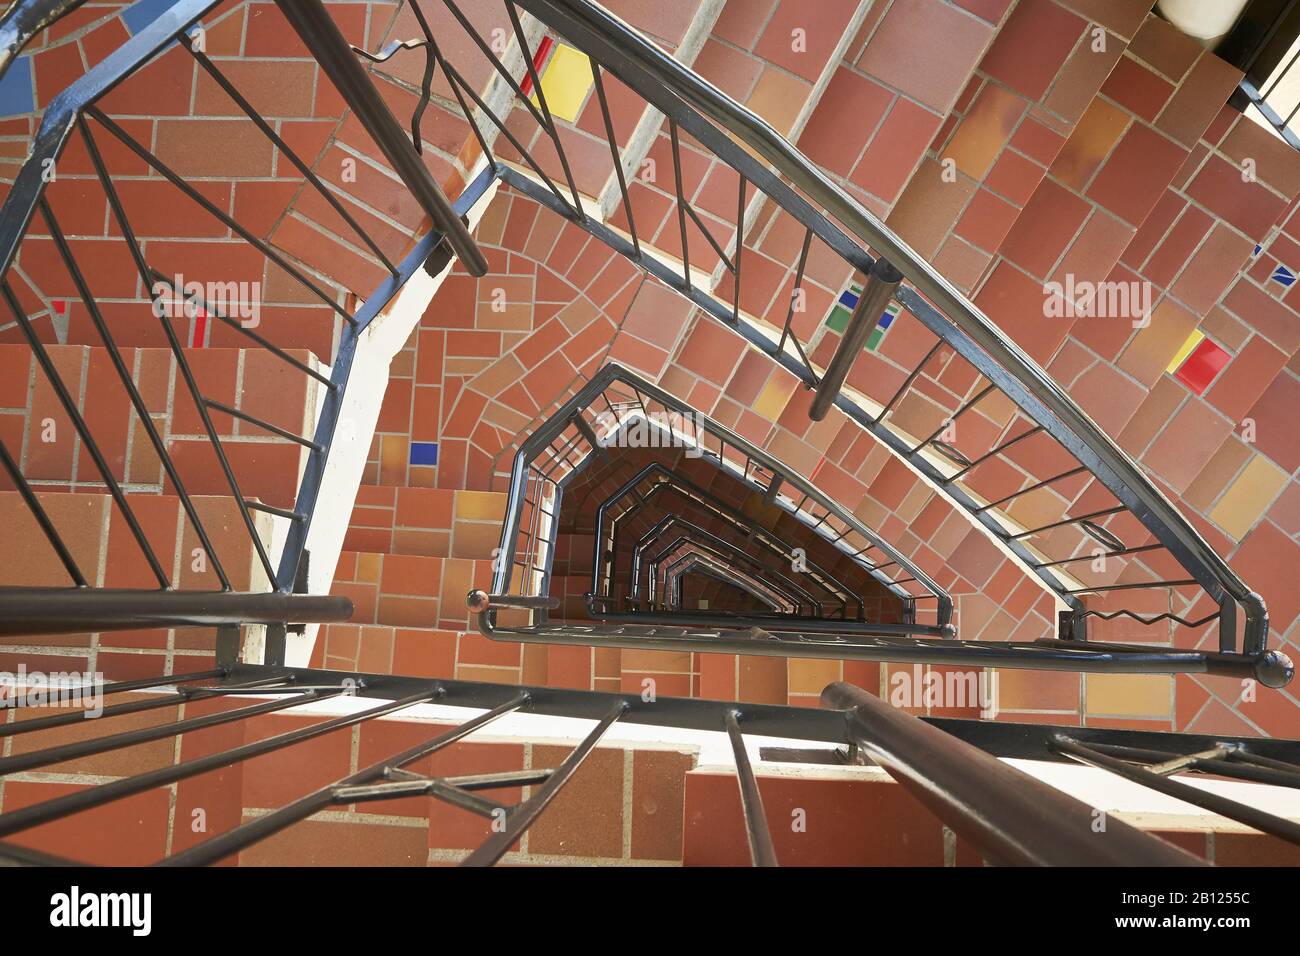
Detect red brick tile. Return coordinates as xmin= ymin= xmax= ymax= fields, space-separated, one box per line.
xmin=1129 ymin=13 xmax=1202 ymax=81
xmin=1244 ymin=371 xmax=1300 ymax=473
xmin=979 ymin=0 xmax=1085 ymax=101
xmin=955 ymin=188 xmax=1019 ymax=252
xmin=999 ymin=179 xmax=1092 ymax=279
xmin=985 ymin=149 xmax=1045 ymax=206
xmin=1100 ymin=56 xmax=1175 ymax=122
xmin=1057 ymin=0 xmax=1150 ymax=40
xmin=858 ymin=0 xmax=994 ymax=113
xmin=1231 ymin=520 xmax=1300 ymax=638
xmin=1223 ymin=279 xmax=1300 ymax=354
xmin=798 ymin=68 xmax=892 ymax=178
xmin=1144 ymin=204 xmax=1211 ymax=287
xmin=1204 ymin=335 xmax=1287 ymax=424
xmin=1086 ymin=121 xmax=1190 ymax=227
xmin=1042 ymin=31 xmax=1123 ymax=123
xmin=1156 ymin=51 xmax=1243 ymax=147
xmin=1050 ymin=208 xmax=1135 ymax=289
xmin=754 ymin=0 xmax=860 ymax=84
xmin=2 ymin=782 xmax=169 ymax=866
xmin=1187 ymin=154 xmax=1290 ymax=242
xmin=1011 ymin=118 xmax=1067 ymax=166
xmin=850 ymin=98 xmax=943 ymax=203
xmin=1143 ymin=397 xmax=1234 ymax=495
xmin=975 ymin=260 xmax=1072 ymax=363
xmin=683 ymin=771 xmax=945 ymax=866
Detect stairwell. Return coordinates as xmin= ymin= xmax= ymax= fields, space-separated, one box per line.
xmin=0 ymin=0 xmax=1297 ymax=866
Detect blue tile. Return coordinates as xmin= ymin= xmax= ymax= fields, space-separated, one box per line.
xmin=123 ymin=0 xmax=182 ymax=35
xmin=409 ymin=441 xmax=439 ymax=466
xmin=838 ymin=289 xmax=859 ymax=309
xmin=0 ymin=57 xmax=35 ymax=117
xmin=878 ymin=309 xmax=896 ymax=330
xmin=1271 ymin=265 xmax=1296 ymax=287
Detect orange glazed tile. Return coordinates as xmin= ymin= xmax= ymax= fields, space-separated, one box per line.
xmin=1209 ymin=455 xmax=1288 ymax=540
xmin=944 ymin=84 xmax=1029 ymax=179
xmin=744 ymin=66 xmax=810 ymax=138
xmin=1050 ymin=98 xmax=1131 ymax=192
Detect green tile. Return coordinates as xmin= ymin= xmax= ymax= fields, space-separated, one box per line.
xmin=826 ymin=304 xmax=853 ymax=333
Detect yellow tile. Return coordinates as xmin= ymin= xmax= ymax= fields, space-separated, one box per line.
xmin=1210 ymin=454 xmax=1288 ymax=539
xmin=356 ymin=552 xmax=381 ymax=584
xmin=738 ymin=655 xmax=787 ymax=704
xmin=1165 ymin=328 xmax=1205 ymax=374
xmin=451 ymin=521 xmax=503 ymax=560
xmin=745 ymin=66 xmax=810 ymax=136
xmin=946 ymin=84 xmax=1030 ymax=179
xmin=378 ymin=435 xmax=407 ymax=485
xmin=753 ymin=375 xmax=798 ymax=421
xmin=533 ymin=43 xmax=592 ymax=123
xmin=1085 ymin=673 xmax=1171 ymax=718
xmin=454 ymin=490 xmax=506 ymax=521
xmin=787 ymin=658 xmax=841 ymax=695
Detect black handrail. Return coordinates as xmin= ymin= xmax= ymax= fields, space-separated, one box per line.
xmin=820 ymin=682 xmax=1204 ymax=866
xmin=271 ymin=0 xmax=488 ymax=276
xmin=1 ymin=662 xmax=1297 ymax=864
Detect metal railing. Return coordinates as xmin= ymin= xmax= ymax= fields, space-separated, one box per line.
xmin=494 ymin=363 xmax=948 ymax=616
xmin=3 ymin=663 xmax=1298 ymax=865
xmin=0 ymin=0 xmax=488 ymax=644
xmin=472 ymin=363 xmax=1282 ymax=680
xmin=1227 ymin=0 xmax=1300 ymax=150
xmin=598 ymin=463 xmax=905 ymax=625
xmin=395 ymin=0 xmax=1287 ymax=686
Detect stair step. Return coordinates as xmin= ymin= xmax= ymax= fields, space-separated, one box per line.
xmin=345 ymin=485 xmax=506 ymax=559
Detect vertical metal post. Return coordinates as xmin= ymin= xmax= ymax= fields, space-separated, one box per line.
xmin=724 ymin=708 xmax=777 ymax=866
xmin=809 ymin=257 xmax=903 ymax=421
